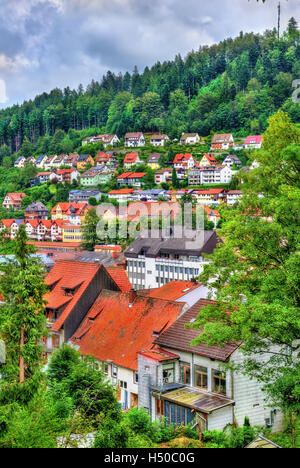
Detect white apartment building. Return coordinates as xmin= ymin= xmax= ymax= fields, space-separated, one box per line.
xmin=125 ymin=229 xmax=218 ymax=289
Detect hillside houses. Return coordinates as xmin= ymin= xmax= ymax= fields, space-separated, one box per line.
xmin=245 ymin=135 xmax=263 ymax=149
xmin=188 ymin=165 xmax=236 ymax=185
xmin=211 ymin=133 xmax=234 ymax=150
xmin=117 ymin=172 xmax=147 ymax=188
xmin=150 ymin=134 xmax=169 ymax=146
xmin=2 ymin=193 xmax=26 ymax=210
xmin=124 ymin=152 xmax=142 ymax=169
xmin=124 ymin=132 xmax=145 ymax=148
xmin=180 ymin=133 xmax=200 ymax=145
xmin=138 ymin=298 xmax=283 ymax=432
xmin=173 ymin=154 xmax=195 ymax=170
xmin=82 ymin=134 xmax=119 ymax=148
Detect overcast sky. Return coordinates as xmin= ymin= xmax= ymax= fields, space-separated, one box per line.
xmin=0 ymin=0 xmax=299 ymax=108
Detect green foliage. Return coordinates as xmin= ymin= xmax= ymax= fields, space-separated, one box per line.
xmin=191 ymin=110 xmax=300 ymax=413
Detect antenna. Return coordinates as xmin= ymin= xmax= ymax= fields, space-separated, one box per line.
xmin=278 ymin=1 xmax=281 ymax=39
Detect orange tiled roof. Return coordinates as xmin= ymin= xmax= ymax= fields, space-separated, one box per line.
xmin=146 ymin=281 xmax=201 ymax=301
xmin=71 ymin=290 xmax=185 ymax=371
xmin=106 ymin=266 xmax=132 ymax=293
xmin=124 ymin=153 xmax=139 ymax=164
xmin=44 ymin=260 xmax=103 ymax=332
xmin=173 ymin=154 xmax=193 ymax=164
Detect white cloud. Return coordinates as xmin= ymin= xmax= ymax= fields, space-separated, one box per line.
xmin=0 ymin=79 xmax=8 ymax=104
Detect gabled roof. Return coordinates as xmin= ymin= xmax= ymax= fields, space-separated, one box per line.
xmin=5 ymin=193 xmax=26 ymax=204
xmin=1 ymin=219 xmax=15 ymax=228
xmin=148 ymin=153 xmax=162 ymax=163
xmin=44 ymin=261 xmax=106 ymax=332
xmin=212 ymin=133 xmax=233 ymax=144
xmin=201 ymin=153 xmax=218 ymax=164
xmin=71 ymin=289 xmax=186 ymax=370
xmin=245 ymin=135 xmax=263 ymax=145
xmin=106 ymin=266 xmax=132 ymax=293
xmin=124 ymin=153 xmax=139 ymax=164
xmin=155 ymin=299 xmax=239 ymax=361
xmin=145 ymin=281 xmax=201 ymax=301
xmin=125 ymin=132 xmax=144 ymax=139
xmin=173 ymin=154 xmax=193 ymax=164
xmin=51 ymin=203 xmax=88 ymax=216
xmin=117 ymin=172 xmax=146 ymax=180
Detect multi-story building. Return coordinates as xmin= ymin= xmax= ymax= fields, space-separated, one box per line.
xmin=124 ymin=152 xmax=142 ymax=169
xmin=124 ymin=132 xmax=145 ymax=148
xmin=226 ymin=190 xmax=243 ymax=206
xmin=193 ymin=189 xmax=226 ymax=206
xmin=150 ymin=134 xmax=169 ymax=147
xmin=188 ymin=165 xmax=235 ymax=185
xmin=125 ymin=229 xmax=218 ymax=289
xmin=173 ymin=154 xmax=195 ymax=171
xmin=55 ymin=169 xmax=80 ymax=184
xmin=155 ymin=168 xmax=172 ymax=185
xmin=108 ymin=189 xmax=135 ymax=203
xmin=69 ymin=190 xmax=102 ymax=203
xmin=138 ymin=298 xmax=283 ymax=433
xmin=211 ymin=133 xmax=234 ymax=150
xmin=51 ymin=202 xmax=90 ymax=225
xmin=244 ymin=135 xmax=263 ymax=149
xmin=25 ymin=201 xmax=49 ymax=220
xmin=117 ymin=172 xmax=147 ymax=188
xmin=180 ymin=133 xmax=200 ymax=145
xmin=2 ymin=193 xmax=26 ymax=210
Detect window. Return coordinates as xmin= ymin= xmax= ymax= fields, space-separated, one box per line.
xmin=119 ymin=380 xmax=127 ymax=389
xmin=112 ymin=365 xmax=118 ymax=379
xmin=102 ymin=363 xmax=109 ymax=375
xmin=133 ymin=372 xmax=138 ymax=384
xmin=179 ymin=362 xmax=191 ymax=385
xmin=194 ymin=365 xmax=208 ymax=390
xmin=162 ymin=362 xmax=175 ymax=384
xmin=212 ymin=370 xmax=226 ymax=395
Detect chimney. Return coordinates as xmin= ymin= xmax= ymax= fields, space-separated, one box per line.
xmin=128 ymin=289 xmax=137 ymax=307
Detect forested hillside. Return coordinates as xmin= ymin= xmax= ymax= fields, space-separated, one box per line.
xmin=0 ymin=19 xmax=299 ymax=159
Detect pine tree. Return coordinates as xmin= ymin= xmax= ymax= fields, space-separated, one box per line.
xmin=0 ymin=225 xmax=47 ymax=401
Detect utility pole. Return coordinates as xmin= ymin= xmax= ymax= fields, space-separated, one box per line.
xmin=278 ymin=1 xmax=281 ymax=39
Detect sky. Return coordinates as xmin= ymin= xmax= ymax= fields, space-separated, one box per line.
xmin=0 ymin=0 xmax=299 ymax=108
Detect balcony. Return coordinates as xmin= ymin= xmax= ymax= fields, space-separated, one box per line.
xmin=150 ymin=380 xmax=186 ymax=393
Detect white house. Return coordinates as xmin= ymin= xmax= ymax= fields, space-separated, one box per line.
xmin=124 ymin=132 xmax=145 ymax=148
xmin=180 ymin=133 xmax=200 ymax=145
xmin=245 ymin=135 xmax=263 ymax=150
xmin=138 ymin=299 xmax=283 ymax=433
xmin=226 ymin=190 xmax=243 ymax=206
xmin=14 ymin=156 xmax=26 ymax=168
xmin=150 ymin=134 xmax=170 ymax=147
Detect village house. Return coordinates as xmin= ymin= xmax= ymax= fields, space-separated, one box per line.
xmin=14 ymin=156 xmax=26 ymax=168
xmin=147 ymin=153 xmax=162 ymax=170
xmin=108 ymin=188 xmax=135 ymax=203
xmin=25 ymin=201 xmax=49 ymax=220
xmin=131 ymin=189 xmax=168 ymax=202
xmin=188 ymin=165 xmax=235 ymax=185
xmin=124 ymin=132 xmax=145 ymax=148
xmin=222 ymin=154 xmax=242 ymax=168
xmin=25 ymin=220 xmax=39 ymax=240
xmin=180 ymin=133 xmax=200 ymax=145
xmin=80 ymin=166 xmax=106 ymax=187
xmin=211 ymin=134 xmax=234 ymax=150
xmin=44 ymin=155 xmax=58 ymax=170
xmin=43 ymin=260 xmax=122 ymax=358
xmin=124 ymin=152 xmax=142 ymax=169
xmin=77 ymin=154 xmax=95 ymax=171
xmin=82 ymin=134 xmax=119 ymax=148
xmin=150 ymin=134 xmax=170 ymax=147
xmin=226 ymin=190 xmax=243 ymax=206
xmin=199 ymin=154 xmax=218 ymax=167
xmin=25 ymin=156 xmax=37 ymax=166
xmin=95 ymin=151 xmax=117 ymax=166
xmin=62 ymin=224 xmax=83 ymax=243
xmin=244 ymin=135 xmax=263 ymax=149
xmin=69 ymin=189 xmax=102 ymax=203
xmin=155 ymin=168 xmax=172 ymax=185
xmin=138 ymin=298 xmax=283 ymax=433
xmin=203 ymin=205 xmax=220 ymax=228
xmin=117 ymin=172 xmax=147 ymax=189
xmin=55 ymin=169 xmax=80 ymax=184
xmin=35 ymin=154 xmax=48 ymax=169
xmin=173 ymin=154 xmax=195 ymax=171
xmin=51 ymin=202 xmax=90 ymax=225
xmin=71 ymin=288 xmax=187 ymax=411
xmin=10 ymin=219 xmax=25 ymax=238
xmin=64 ymin=153 xmax=79 ymax=168
xmin=0 ymin=219 xmax=15 ymax=237
xmin=2 ymin=193 xmax=26 ymax=210
xmin=193 ymin=189 xmax=226 ymax=206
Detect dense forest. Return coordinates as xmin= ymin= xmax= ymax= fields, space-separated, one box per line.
xmin=0 ymin=19 xmax=299 ymax=159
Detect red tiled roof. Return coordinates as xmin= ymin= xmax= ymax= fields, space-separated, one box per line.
xmin=71 ymin=290 xmax=185 ymax=370
xmin=173 ymin=154 xmax=193 ymax=164
xmin=124 ymin=153 xmax=139 ymax=164
xmin=155 ymin=299 xmax=240 ymax=361
xmin=146 ymin=281 xmax=201 ymax=301
xmin=51 ymin=202 xmax=88 ymax=216
xmin=245 ymin=135 xmax=262 ymax=145
xmin=196 ymin=189 xmax=225 ymax=195
xmin=117 ymin=172 xmax=146 ymax=180
xmin=6 ymin=193 xmax=26 ymax=204
xmin=202 ymin=153 xmax=218 ymax=164
xmin=1 ymin=219 xmax=15 ymax=228
xmin=44 ymin=261 xmax=103 ymax=332
xmin=108 ymin=189 xmax=135 ymax=195
xmin=138 ymin=346 xmax=179 ymax=362
xmin=106 ymin=266 xmax=132 ymax=293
